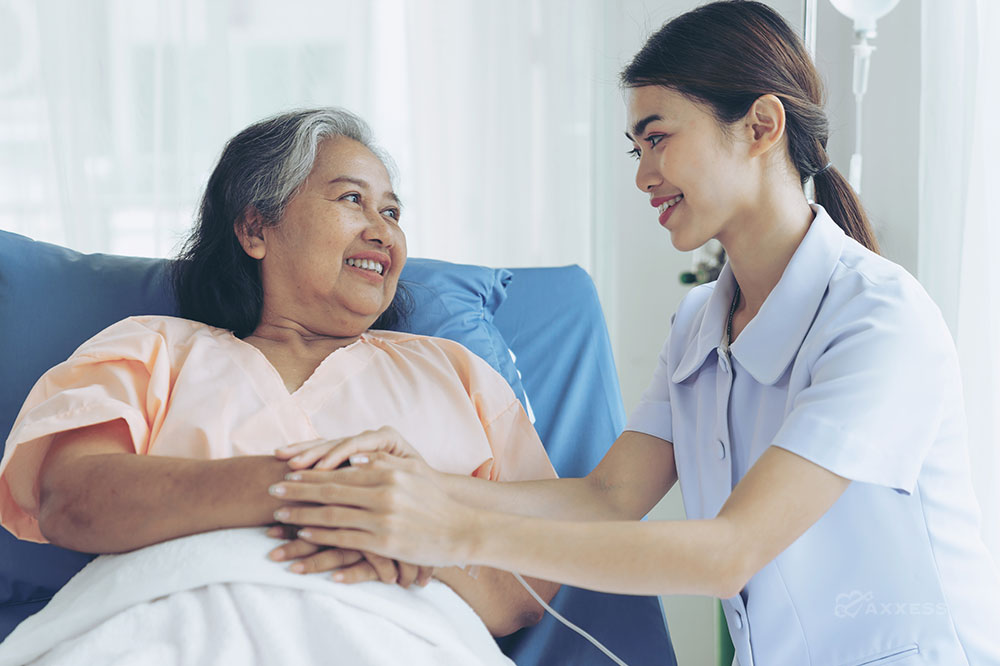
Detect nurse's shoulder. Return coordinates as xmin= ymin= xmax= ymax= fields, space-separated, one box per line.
xmin=818 ymin=237 xmax=951 ymax=346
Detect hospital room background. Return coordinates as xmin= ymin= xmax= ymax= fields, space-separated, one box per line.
xmin=0 ymin=0 xmax=997 ymax=663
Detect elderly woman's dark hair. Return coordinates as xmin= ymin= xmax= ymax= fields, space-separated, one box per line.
xmin=173 ymin=107 xmax=410 ymax=338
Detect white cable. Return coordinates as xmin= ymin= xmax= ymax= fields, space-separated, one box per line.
xmin=513 ymin=572 xmax=630 ymax=666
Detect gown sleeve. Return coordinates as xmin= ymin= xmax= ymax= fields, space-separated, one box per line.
xmin=442 ymin=340 xmax=556 ymax=484
xmin=0 ymin=317 xmax=174 ymax=541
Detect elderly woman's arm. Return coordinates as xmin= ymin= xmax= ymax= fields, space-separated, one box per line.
xmin=433 ymin=566 xmax=556 ymax=636
xmin=37 ymin=419 xmax=289 ymax=553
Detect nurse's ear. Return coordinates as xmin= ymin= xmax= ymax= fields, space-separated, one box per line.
xmin=742 ymin=94 xmax=787 ymax=161
xmin=235 ymin=208 xmax=268 ymax=260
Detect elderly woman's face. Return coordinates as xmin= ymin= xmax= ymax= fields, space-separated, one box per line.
xmin=250 ymin=136 xmax=406 ymax=337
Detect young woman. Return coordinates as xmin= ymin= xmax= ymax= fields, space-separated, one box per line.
xmin=268 ymin=3 xmax=1000 ymax=664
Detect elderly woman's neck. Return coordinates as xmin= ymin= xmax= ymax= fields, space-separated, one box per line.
xmin=247 ymin=320 xmax=362 ymax=353
xmin=244 ymin=321 xmax=365 ymax=394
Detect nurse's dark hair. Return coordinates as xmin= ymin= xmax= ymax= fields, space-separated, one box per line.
xmin=621 ymin=0 xmax=879 ymax=253
xmin=172 ymin=107 xmax=411 ymax=338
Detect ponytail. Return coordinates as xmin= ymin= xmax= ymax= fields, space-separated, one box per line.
xmin=813 ymin=165 xmax=880 ymax=254
xmin=621 ymin=0 xmax=881 ymax=255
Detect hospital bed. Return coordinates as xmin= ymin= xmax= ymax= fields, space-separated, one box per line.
xmin=0 ymin=229 xmax=678 ymax=665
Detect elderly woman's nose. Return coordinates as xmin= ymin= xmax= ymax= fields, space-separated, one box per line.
xmin=361 ymin=209 xmax=394 ymax=244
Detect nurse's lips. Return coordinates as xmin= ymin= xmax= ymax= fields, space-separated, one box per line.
xmin=650 ymin=193 xmax=684 ymax=227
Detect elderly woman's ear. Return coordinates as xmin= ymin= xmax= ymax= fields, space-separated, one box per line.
xmin=235 ymin=209 xmax=267 ymax=260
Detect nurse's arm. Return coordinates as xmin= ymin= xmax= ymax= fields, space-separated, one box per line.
xmin=281 ymin=443 xmax=846 ymax=598
xmin=463 ymin=445 xmax=849 ymax=598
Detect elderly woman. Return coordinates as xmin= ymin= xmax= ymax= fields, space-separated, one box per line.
xmin=0 ymin=108 xmax=557 ymax=664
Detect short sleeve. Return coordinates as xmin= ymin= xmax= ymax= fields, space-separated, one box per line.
xmin=437 ymin=340 xmax=555 ymax=484
xmin=0 ymin=318 xmax=173 ymax=541
xmin=625 ymin=332 xmax=674 ymax=443
xmin=771 ymin=281 xmax=956 ymax=494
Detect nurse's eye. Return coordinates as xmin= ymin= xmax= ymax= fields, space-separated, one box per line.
xmin=627 ymin=146 xmax=641 ymax=160
xmin=646 ymin=133 xmax=668 ymax=148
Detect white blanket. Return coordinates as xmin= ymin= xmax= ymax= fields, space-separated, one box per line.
xmin=0 ymin=528 xmax=514 ymax=666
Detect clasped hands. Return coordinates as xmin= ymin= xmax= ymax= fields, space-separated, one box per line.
xmin=265 ymin=426 xmax=472 ymax=588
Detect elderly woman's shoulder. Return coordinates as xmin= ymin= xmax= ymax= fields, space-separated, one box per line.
xmin=73 ymin=315 xmax=235 ymax=359
xmin=364 ymin=330 xmax=496 ymax=374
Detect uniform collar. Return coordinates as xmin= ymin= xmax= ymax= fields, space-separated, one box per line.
xmin=671 ymin=205 xmax=845 ymax=385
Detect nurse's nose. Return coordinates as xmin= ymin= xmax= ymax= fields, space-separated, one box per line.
xmin=634 ymin=153 xmax=663 ymax=193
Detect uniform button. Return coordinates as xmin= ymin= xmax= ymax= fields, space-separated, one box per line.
xmin=717 ymin=440 xmax=726 ymax=459
xmin=734 ymin=609 xmax=744 ymax=630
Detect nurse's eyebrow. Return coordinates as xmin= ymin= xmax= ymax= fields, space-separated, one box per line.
xmin=625 ymin=114 xmax=664 ymax=141
xmin=328 ymin=176 xmax=402 ymax=207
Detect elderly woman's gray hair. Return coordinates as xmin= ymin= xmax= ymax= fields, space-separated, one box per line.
xmin=173 ymin=107 xmax=407 ymax=338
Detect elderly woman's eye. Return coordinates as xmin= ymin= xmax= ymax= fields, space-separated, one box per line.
xmin=382 ymin=208 xmax=400 ymax=222
xmin=340 ymin=193 xmax=361 ymax=204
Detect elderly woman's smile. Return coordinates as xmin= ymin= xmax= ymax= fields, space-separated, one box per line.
xmin=344 ymin=253 xmax=391 ymax=279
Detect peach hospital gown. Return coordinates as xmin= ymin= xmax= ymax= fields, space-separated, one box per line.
xmin=0 ymin=315 xmax=556 ymax=542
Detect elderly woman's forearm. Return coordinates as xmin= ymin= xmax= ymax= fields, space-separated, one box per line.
xmin=434 ymin=565 xmax=557 ymax=636
xmin=38 ymin=425 xmax=288 ymax=552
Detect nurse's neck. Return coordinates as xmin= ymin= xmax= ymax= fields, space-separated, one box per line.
xmin=718 ymin=185 xmax=814 ymax=325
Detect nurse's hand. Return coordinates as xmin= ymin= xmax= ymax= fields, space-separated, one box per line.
xmin=275 ymin=426 xmax=427 ymax=471
xmin=266 ymin=525 xmax=434 ymax=587
xmin=270 ymin=454 xmax=476 ymax=568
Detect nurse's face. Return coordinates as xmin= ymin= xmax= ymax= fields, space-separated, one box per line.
xmin=625 ymin=86 xmax=754 ymax=252
xmin=242 ymin=136 xmax=407 ymax=337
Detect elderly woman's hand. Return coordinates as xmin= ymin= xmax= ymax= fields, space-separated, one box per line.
xmin=275 ymin=426 xmax=426 ymax=471
xmin=266 ymin=525 xmax=433 ymax=587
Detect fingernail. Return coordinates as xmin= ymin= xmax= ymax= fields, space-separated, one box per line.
xmin=298 ymin=529 xmax=312 ymax=539
xmin=270 ymin=549 xmax=284 ymax=561
xmin=268 ymin=484 xmax=286 ymax=496
xmin=285 ymin=473 xmax=302 ymax=481
xmin=274 ymin=509 xmax=290 ymax=521
xmin=290 ymin=562 xmax=305 ymax=573
xmin=349 ymin=454 xmax=369 ymax=465
xmin=332 ymin=573 xmax=344 ymax=582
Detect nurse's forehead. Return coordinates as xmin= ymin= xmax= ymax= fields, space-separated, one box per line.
xmin=623 ymin=86 xmax=687 ymax=138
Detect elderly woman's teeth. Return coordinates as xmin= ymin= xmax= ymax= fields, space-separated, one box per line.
xmin=658 ymin=194 xmax=684 ymax=214
xmin=346 ymin=258 xmax=384 ymax=275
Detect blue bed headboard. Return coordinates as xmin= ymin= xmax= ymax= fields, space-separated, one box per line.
xmin=0 ymin=230 xmax=675 ymax=665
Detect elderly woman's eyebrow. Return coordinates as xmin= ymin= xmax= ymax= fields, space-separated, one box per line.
xmin=327 ymin=176 xmax=402 ymax=207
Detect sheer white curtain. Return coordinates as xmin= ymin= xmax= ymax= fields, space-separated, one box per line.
xmin=918 ymin=0 xmax=1000 ymax=558
xmin=0 ymin=0 xmax=603 ymax=270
